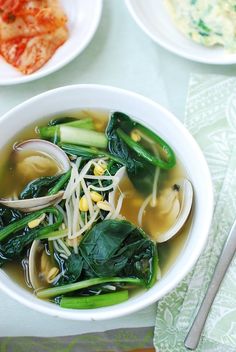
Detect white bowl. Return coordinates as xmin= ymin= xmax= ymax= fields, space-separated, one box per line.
xmin=125 ymin=0 xmax=236 ymax=65
xmin=0 ymin=0 xmax=103 ymax=85
xmin=0 ymin=85 xmax=213 ymax=320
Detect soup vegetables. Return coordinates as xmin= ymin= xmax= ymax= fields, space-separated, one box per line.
xmin=0 ymin=207 xmax=63 ymax=265
xmin=0 ymin=111 xmax=177 ymax=309
xmin=37 ymin=220 xmax=157 ymax=304
xmin=107 ymin=112 xmax=176 ymax=195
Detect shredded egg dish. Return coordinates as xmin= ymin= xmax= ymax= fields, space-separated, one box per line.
xmin=165 ymin=0 xmax=236 ymax=52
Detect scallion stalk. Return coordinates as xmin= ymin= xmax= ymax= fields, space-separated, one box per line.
xmin=60 ymin=143 xmax=124 ymax=165
xmin=39 ymin=118 xmax=94 ymax=140
xmin=61 ymin=119 xmax=94 ymax=129
xmin=0 ymin=207 xmax=63 ymax=242
xmin=60 ymin=290 xmax=129 ymax=309
xmin=60 ymin=127 xmax=107 ymax=148
xmin=37 ymin=277 xmax=144 ymax=299
xmin=40 ymin=125 xmax=107 ymax=149
xmin=38 ymin=228 xmax=68 ymax=241
xmin=48 ymin=169 xmax=71 ymax=195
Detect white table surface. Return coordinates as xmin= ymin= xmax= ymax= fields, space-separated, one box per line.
xmin=0 ymin=0 xmax=234 ymax=337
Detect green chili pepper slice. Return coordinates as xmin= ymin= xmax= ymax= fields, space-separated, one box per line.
xmin=117 ymin=126 xmax=176 ymax=170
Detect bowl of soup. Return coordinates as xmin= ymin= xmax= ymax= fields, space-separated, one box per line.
xmin=0 ymin=85 xmax=213 ymax=320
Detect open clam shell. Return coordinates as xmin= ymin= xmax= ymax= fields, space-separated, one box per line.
xmin=156 ymin=179 xmax=193 ymax=243
xmin=0 ymin=139 xmax=71 ymax=212
xmin=0 ymin=191 xmax=64 ymax=213
xmin=14 ymin=139 xmax=71 ymax=172
xmin=29 ymin=240 xmax=44 ymax=290
xmin=29 ymin=240 xmax=59 ymax=290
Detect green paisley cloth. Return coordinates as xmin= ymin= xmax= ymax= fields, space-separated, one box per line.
xmin=154 ymin=74 xmax=236 ymax=352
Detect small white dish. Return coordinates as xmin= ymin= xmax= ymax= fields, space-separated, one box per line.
xmin=0 ymin=0 xmax=103 ymax=85
xmin=125 ymin=0 xmax=236 ymax=65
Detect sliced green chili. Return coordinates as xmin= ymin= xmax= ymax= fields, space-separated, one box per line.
xmin=117 ymin=127 xmax=176 ymax=170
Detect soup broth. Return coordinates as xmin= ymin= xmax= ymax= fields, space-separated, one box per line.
xmin=0 ymin=150 xmax=61 ymax=198
xmin=0 ymin=110 xmax=192 ymax=306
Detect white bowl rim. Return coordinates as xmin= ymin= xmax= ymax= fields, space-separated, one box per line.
xmin=0 ymin=0 xmax=103 ymax=86
xmin=125 ymin=0 xmax=236 ymax=65
xmin=0 ymin=84 xmax=214 ymax=320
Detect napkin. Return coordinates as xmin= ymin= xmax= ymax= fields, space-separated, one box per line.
xmin=154 ymin=74 xmax=236 ymax=352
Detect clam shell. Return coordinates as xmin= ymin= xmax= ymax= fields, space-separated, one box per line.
xmin=15 ymin=139 xmax=71 ymax=172
xmin=0 ymin=139 xmax=70 ymax=212
xmin=29 ymin=239 xmax=56 ymax=290
xmin=29 ymin=240 xmax=44 ymax=290
xmin=0 ymin=191 xmax=64 ymax=213
xmin=156 ymin=179 xmax=193 ymax=243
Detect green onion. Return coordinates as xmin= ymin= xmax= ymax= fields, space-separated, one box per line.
xmin=0 ymin=207 xmax=63 ymax=242
xmin=48 ymin=169 xmax=71 ymax=195
xmin=117 ymin=127 xmax=176 ymax=169
xmin=61 ymin=119 xmax=95 ymax=129
xmin=198 ymin=19 xmax=210 ymax=34
xmin=60 ymin=290 xmax=129 ymax=309
xmin=59 ymin=143 xmax=124 ymax=165
xmin=38 ymin=228 xmax=68 ymax=241
xmin=40 ymin=125 xmax=107 ymax=149
xmin=37 ymin=277 xmax=144 ymax=299
xmin=39 ymin=118 xmax=94 ymax=140
xmin=60 ymin=127 xmax=107 ymax=148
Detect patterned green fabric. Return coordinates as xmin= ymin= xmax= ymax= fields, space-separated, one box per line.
xmin=154 ymin=74 xmax=236 ymax=351
xmin=0 ymin=327 xmax=153 ymax=352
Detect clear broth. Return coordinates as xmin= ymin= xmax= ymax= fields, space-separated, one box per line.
xmin=1 ymin=110 xmax=191 ymax=291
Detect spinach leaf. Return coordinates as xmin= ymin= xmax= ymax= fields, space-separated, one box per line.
xmin=0 ymin=207 xmax=63 ymax=266
xmin=0 ymin=227 xmax=35 ymax=264
xmin=57 ymin=253 xmax=83 ymax=285
xmin=0 ymin=205 xmax=25 ymax=266
xmin=0 ymin=205 xmax=23 ymax=229
xmin=128 ymin=161 xmax=156 ymax=196
xmin=106 ymin=112 xmax=156 ymax=195
xmin=54 ymin=220 xmax=157 ymax=288
xmin=19 ymin=174 xmax=63 ymax=199
xmin=81 ymin=220 xmax=134 ymax=259
xmin=106 ymin=112 xmax=142 ymax=174
xmin=116 ymin=235 xmax=157 ymax=287
xmin=79 ymin=219 xmax=157 ymax=287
